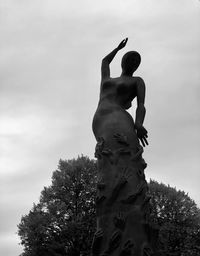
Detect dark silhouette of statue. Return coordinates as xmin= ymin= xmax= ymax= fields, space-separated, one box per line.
xmin=91 ymin=38 xmax=157 ymax=256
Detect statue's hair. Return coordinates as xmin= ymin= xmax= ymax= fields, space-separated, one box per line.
xmin=121 ymin=51 xmax=141 ymax=72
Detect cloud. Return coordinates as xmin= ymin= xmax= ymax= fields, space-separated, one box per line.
xmin=0 ymin=0 xmax=200 ymax=255
xmin=0 ymin=233 xmax=22 ymax=256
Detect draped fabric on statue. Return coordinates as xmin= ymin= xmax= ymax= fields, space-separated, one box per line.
xmin=91 ymin=124 xmax=157 ymax=256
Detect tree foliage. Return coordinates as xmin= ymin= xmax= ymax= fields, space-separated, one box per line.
xmin=18 ymin=156 xmax=200 ymax=256
xmin=149 ymin=180 xmax=200 ymax=256
xmin=18 ymin=155 xmax=97 ymax=256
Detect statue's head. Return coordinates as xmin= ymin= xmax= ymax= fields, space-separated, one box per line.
xmin=121 ymin=51 xmax=141 ymax=75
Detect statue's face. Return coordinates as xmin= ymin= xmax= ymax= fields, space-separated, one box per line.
xmin=124 ymin=58 xmax=137 ymax=72
xmin=121 ymin=51 xmax=141 ymax=74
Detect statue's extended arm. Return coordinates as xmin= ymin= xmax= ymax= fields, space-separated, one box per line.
xmin=101 ymin=38 xmax=128 ymax=81
xmin=135 ymin=77 xmax=148 ymax=147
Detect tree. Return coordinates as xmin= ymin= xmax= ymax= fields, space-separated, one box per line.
xmin=18 ymin=156 xmax=200 ymax=256
xmin=149 ymin=180 xmax=200 ymax=256
xmin=18 ymin=155 xmax=97 ymax=256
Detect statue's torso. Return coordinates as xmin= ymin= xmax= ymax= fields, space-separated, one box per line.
xmin=99 ymin=76 xmax=138 ymax=109
xmin=92 ymin=77 xmax=138 ymax=140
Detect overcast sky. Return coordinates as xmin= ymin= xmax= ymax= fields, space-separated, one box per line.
xmin=0 ymin=0 xmax=200 ymax=255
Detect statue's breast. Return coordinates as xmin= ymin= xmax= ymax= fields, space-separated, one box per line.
xmin=101 ymin=79 xmax=115 ymax=92
xmin=100 ymin=78 xmax=136 ymax=105
xmin=102 ymin=80 xmax=131 ymax=94
xmin=116 ymin=82 xmax=129 ymax=95
xmin=116 ymin=82 xmax=136 ymax=99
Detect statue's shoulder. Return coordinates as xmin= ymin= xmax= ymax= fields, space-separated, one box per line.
xmin=133 ymin=76 xmax=145 ymax=83
xmin=133 ymin=77 xmax=145 ymax=89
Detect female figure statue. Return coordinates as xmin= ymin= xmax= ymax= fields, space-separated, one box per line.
xmin=92 ymin=39 xmax=155 ymax=256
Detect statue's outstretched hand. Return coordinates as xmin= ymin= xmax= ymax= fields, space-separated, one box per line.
xmin=117 ymin=38 xmax=128 ymax=50
xmin=136 ymin=126 xmax=148 ymax=147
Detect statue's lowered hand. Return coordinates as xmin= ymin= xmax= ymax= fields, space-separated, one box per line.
xmin=136 ymin=126 xmax=148 ymax=147
xmin=117 ymin=38 xmax=128 ymax=50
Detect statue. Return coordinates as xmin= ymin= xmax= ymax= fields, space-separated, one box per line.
xmin=91 ymin=38 xmax=157 ymax=256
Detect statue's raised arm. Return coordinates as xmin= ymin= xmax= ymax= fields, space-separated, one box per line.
xmin=101 ymin=38 xmax=128 ymax=81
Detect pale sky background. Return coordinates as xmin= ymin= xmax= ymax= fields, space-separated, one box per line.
xmin=0 ymin=0 xmax=200 ymax=255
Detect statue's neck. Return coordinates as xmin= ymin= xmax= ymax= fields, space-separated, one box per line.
xmin=121 ymin=70 xmax=134 ymax=77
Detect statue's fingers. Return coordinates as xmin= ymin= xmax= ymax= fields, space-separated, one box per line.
xmin=140 ymin=138 xmax=145 ymax=147
xmin=143 ymin=137 xmax=148 ymax=146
